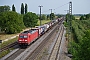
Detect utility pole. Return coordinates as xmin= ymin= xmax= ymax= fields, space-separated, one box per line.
xmin=69 ymin=2 xmax=72 ymax=15
xmin=69 ymin=1 xmax=72 ymax=34
xmin=49 ymin=9 xmax=52 ymax=13
xmin=68 ymin=1 xmax=72 ymax=38
xmin=68 ymin=1 xmax=73 ymax=57
xmin=54 ymin=9 xmax=56 ymax=20
xmin=49 ymin=9 xmax=53 ymax=20
xmin=38 ymin=5 xmax=43 ymax=26
xmin=64 ymin=10 xmax=69 ymax=22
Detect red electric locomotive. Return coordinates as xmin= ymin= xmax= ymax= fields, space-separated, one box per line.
xmin=18 ymin=29 xmax=39 ymax=46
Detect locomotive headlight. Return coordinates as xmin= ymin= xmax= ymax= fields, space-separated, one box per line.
xmin=25 ymin=40 xmax=27 ymax=41
xmin=24 ymin=36 xmax=28 ymax=38
xmin=19 ymin=40 xmax=22 ymax=41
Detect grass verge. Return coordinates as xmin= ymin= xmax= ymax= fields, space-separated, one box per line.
xmin=0 ymin=48 xmax=14 ymax=58
xmin=0 ymin=37 xmax=18 ymax=58
xmin=37 ymin=20 xmax=51 ymax=26
xmin=0 ymin=37 xmax=18 ymax=48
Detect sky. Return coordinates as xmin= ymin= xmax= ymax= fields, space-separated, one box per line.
xmin=0 ymin=0 xmax=90 ymax=14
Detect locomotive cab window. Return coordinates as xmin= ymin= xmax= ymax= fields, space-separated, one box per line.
xmin=24 ymin=36 xmax=28 ymax=38
xmin=20 ymin=36 xmax=23 ymax=38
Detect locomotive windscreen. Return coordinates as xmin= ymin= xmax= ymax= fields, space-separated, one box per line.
xmin=19 ymin=36 xmax=23 ymax=38
xmin=19 ymin=35 xmax=28 ymax=38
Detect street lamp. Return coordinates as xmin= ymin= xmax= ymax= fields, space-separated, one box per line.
xmin=49 ymin=9 xmax=52 ymax=20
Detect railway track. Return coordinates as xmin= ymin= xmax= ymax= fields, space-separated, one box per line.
xmin=5 ymin=49 xmax=25 ymax=60
xmin=0 ymin=42 xmax=18 ymax=52
xmin=48 ymin=25 xmax=64 ymax=60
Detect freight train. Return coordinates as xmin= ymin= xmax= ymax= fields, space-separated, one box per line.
xmin=18 ymin=18 xmax=63 ymax=47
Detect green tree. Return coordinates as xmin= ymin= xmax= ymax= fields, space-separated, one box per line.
xmin=80 ymin=15 xmax=85 ymax=20
xmin=66 ymin=14 xmax=70 ymax=22
xmin=50 ymin=13 xmax=55 ymax=20
xmin=66 ymin=14 xmax=75 ymax=22
xmin=0 ymin=11 xmax=25 ymax=34
xmin=21 ymin=3 xmax=24 ymax=14
xmin=41 ymin=14 xmax=46 ymax=20
xmin=72 ymin=15 xmax=75 ymax=20
xmin=72 ymin=30 xmax=90 ymax=60
xmin=12 ymin=4 xmax=16 ymax=12
xmin=57 ymin=14 xmax=62 ymax=18
xmin=85 ymin=14 xmax=90 ymax=20
xmin=47 ymin=15 xmax=50 ymax=20
xmin=0 ymin=5 xmax=10 ymax=13
xmin=23 ymin=12 xmax=38 ymax=28
xmin=25 ymin=3 xmax=27 ymax=14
